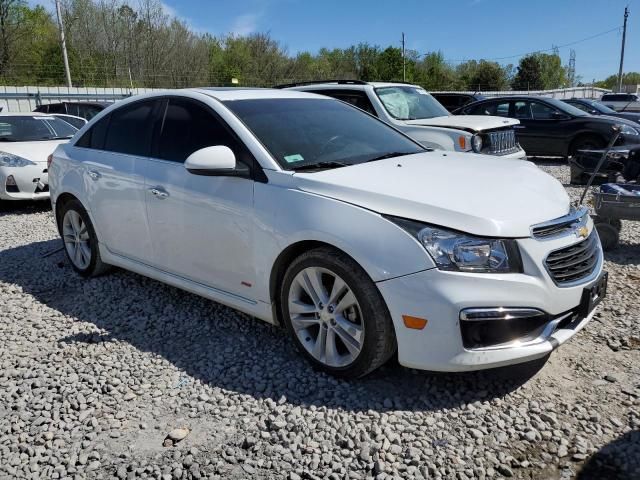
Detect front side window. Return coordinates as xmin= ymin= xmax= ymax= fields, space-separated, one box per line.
xmin=225 ymin=98 xmax=424 ymax=170
xmin=530 ymin=102 xmax=561 ymax=120
xmin=155 ymin=98 xmax=240 ymax=163
xmin=103 ymin=100 xmax=156 ymax=156
xmin=375 ymin=86 xmax=450 ymax=120
xmin=0 ymin=115 xmax=77 ymax=141
xmin=514 ymin=101 xmax=531 ymax=119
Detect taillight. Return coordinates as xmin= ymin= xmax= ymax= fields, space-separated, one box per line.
xmin=47 ymin=154 xmax=53 ymax=169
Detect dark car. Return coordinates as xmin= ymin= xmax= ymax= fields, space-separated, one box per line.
xmin=562 ymin=98 xmax=640 ymax=125
xmin=34 ymin=101 xmax=110 ymax=121
xmin=569 ymin=146 xmax=639 ymax=184
xmin=431 ymin=92 xmax=486 ymax=113
xmin=458 ymin=96 xmax=640 ymax=158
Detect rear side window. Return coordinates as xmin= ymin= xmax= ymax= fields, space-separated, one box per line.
xmin=103 ymin=100 xmax=156 ymax=156
xmin=155 ymin=98 xmax=240 ymax=163
xmin=75 ymin=114 xmax=110 ymax=149
xmin=307 ymin=89 xmax=377 ymax=116
xmin=467 ymin=101 xmax=509 ymax=116
xmin=47 ymin=103 xmax=65 ymax=114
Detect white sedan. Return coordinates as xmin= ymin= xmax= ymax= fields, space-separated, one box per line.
xmin=0 ymin=113 xmax=76 ymax=202
xmin=49 ymin=89 xmax=606 ymax=378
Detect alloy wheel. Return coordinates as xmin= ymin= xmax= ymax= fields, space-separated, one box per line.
xmin=62 ymin=210 xmax=92 ymax=270
xmin=287 ymin=267 xmax=364 ymax=368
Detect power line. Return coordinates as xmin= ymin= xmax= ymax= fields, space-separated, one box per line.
xmin=442 ymin=25 xmax=622 ymax=63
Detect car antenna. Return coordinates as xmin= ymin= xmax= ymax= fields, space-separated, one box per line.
xmin=578 ymin=125 xmax=623 ymax=206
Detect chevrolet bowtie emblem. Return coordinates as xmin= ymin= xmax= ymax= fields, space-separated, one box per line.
xmin=576 ymin=226 xmax=589 ymax=239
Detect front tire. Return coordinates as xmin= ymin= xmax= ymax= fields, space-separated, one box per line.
xmin=593 ymin=216 xmax=621 ymax=251
xmin=59 ymin=199 xmax=110 ymax=277
xmin=280 ymin=247 xmax=396 ymax=378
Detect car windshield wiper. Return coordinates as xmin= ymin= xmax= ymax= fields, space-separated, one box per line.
xmin=365 ymin=151 xmax=416 ymax=163
xmin=42 ymin=136 xmax=73 ymax=140
xmin=291 ymin=161 xmax=350 ymax=171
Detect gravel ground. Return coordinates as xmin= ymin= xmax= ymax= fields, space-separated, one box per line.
xmin=0 ymin=161 xmax=638 ymax=480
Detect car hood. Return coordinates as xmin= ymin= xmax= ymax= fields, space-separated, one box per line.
xmin=404 ymin=115 xmax=519 ymax=132
xmin=595 ymin=115 xmax=640 ymax=128
xmin=293 ymin=152 xmax=569 ymax=238
xmin=0 ymin=140 xmax=68 ymax=163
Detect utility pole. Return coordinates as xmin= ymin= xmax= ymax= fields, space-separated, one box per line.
xmin=617 ymin=6 xmax=629 ymax=92
xmin=55 ymin=0 xmax=72 ymax=88
xmin=401 ymin=32 xmax=406 ymax=82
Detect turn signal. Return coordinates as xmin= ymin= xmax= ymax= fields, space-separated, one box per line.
xmin=458 ymin=136 xmax=466 ymax=150
xmin=402 ymin=315 xmax=428 ymax=330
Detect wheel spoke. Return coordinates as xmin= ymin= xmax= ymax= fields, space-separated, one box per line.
xmin=328 ymin=276 xmax=347 ymax=306
xmin=289 ymin=300 xmax=319 ymax=315
xmin=70 ymin=212 xmax=82 ymax=234
xmin=324 ymin=328 xmax=340 ymax=366
xmin=290 ymin=316 xmax=320 ymax=331
xmin=312 ymin=325 xmax=327 ymax=360
xmin=73 ymin=243 xmax=82 ymax=266
xmin=62 ymin=233 xmax=76 ymax=243
xmin=79 ymin=243 xmax=91 ymax=265
xmin=299 ymin=268 xmax=328 ymax=306
xmin=333 ymin=314 xmax=363 ymax=355
xmin=335 ymin=290 xmax=357 ymax=314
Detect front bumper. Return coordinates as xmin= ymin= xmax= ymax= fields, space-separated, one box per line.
xmin=490 ymin=147 xmax=527 ymax=160
xmin=0 ymin=164 xmax=49 ymax=201
xmin=376 ymin=228 xmax=604 ymax=372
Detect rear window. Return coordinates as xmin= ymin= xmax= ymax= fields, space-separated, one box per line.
xmin=0 ymin=115 xmax=77 ymax=141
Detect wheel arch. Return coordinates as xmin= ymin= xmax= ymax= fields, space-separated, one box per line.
xmin=54 ymin=192 xmax=82 ymax=234
xmin=269 ymin=240 xmax=352 ymax=324
xmin=568 ymin=131 xmax=607 ymax=156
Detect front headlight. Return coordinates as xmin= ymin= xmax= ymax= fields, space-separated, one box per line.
xmin=620 ymin=124 xmax=640 ymax=136
xmin=0 ymin=152 xmax=36 ymax=167
xmin=471 ymin=134 xmax=483 ymax=153
xmin=387 ymin=216 xmax=521 ymax=273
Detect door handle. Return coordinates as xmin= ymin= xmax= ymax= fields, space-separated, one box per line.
xmin=88 ymin=170 xmax=101 ymax=180
xmin=149 ymin=187 xmax=169 ymax=199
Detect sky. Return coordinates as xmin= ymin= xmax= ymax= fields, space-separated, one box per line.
xmin=159 ymin=0 xmax=637 ymax=82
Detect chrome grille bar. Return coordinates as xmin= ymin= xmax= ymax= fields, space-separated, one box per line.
xmin=486 ymin=129 xmax=518 ymax=155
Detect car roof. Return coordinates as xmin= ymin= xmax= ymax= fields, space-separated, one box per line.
xmin=0 ymin=112 xmax=56 ymax=116
xmin=190 ymin=87 xmax=328 ymax=101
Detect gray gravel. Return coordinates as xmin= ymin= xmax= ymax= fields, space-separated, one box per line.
xmin=0 ymin=161 xmax=639 ymax=480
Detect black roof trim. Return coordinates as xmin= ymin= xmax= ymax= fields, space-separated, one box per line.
xmin=274 ymin=79 xmax=369 ymax=89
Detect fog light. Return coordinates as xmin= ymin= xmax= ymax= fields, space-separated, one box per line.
xmin=6 ymin=175 xmax=16 ymax=186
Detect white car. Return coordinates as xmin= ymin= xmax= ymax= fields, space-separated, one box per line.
xmin=282 ymin=80 xmax=527 ymax=159
xmin=0 ymin=113 xmax=77 ymax=202
xmin=49 ymin=89 xmax=606 ymax=378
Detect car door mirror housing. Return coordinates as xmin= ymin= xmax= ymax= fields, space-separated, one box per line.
xmin=551 ymin=111 xmax=569 ymax=120
xmin=184 ymin=146 xmax=249 ymax=177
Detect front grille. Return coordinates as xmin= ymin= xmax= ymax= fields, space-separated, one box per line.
xmin=485 ymin=129 xmax=519 ymax=155
xmin=545 ymin=233 xmax=600 ymax=285
xmin=532 ymin=207 xmax=589 ymax=239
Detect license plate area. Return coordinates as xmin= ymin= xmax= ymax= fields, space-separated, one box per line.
xmin=578 ymin=271 xmax=608 ymax=317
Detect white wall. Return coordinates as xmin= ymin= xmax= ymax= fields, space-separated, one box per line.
xmin=0 ymin=86 xmax=162 ymax=112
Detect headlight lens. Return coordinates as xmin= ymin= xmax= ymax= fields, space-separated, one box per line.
xmin=387 ymin=217 xmax=521 ymax=273
xmin=471 ymin=134 xmax=483 ymax=152
xmin=620 ymin=124 xmax=640 ymax=136
xmin=0 ymin=152 xmax=36 ymax=167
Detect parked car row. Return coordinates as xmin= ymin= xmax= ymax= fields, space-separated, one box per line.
xmin=43 ymin=88 xmax=607 ymax=378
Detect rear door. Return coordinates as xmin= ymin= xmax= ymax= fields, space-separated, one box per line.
xmin=142 ymin=97 xmax=256 ymax=298
xmin=75 ymin=99 xmax=159 ymax=263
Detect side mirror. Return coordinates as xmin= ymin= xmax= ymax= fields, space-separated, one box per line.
xmin=184 ymin=146 xmax=249 ymax=177
xmin=551 ymin=111 xmax=569 ymax=120
xmin=590 ymin=109 xmax=600 ymax=115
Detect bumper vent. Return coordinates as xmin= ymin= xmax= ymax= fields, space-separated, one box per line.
xmin=485 ymin=129 xmax=519 ymax=155
xmin=545 ymin=233 xmax=600 ymax=285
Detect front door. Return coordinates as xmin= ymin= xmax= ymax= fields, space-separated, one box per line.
xmin=514 ymin=100 xmax=568 ymax=156
xmin=142 ymin=97 xmax=256 ymax=298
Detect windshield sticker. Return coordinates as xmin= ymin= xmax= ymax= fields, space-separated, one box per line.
xmin=284 ymin=154 xmax=305 ymax=163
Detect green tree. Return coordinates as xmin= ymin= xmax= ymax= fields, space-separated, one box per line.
xmin=595 ymin=72 xmax=640 ymax=89
xmin=536 ymin=53 xmax=567 ymax=89
xmin=512 ymin=55 xmax=544 ymax=90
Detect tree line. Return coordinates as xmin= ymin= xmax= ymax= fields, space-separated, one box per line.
xmin=0 ymin=0 xmax=635 ymax=91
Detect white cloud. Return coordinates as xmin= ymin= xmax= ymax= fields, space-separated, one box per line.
xmin=160 ymin=1 xmax=178 ymax=18
xmin=230 ymin=13 xmax=260 ymax=36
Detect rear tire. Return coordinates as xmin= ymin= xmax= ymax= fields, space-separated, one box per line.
xmin=280 ymin=247 xmax=396 ymax=378
xmin=58 ymin=199 xmax=111 ymax=277
xmin=570 ymin=136 xmax=605 ymax=157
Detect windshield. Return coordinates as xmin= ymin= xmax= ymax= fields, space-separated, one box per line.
xmin=585 ymin=100 xmax=617 ymax=114
xmin=0 ymin=116 xmax=77 ymax=141
xmin=225 ymin=98 xmax=424 ymax=171
xmin=375 ymin=86 xmax=450 ymax=120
